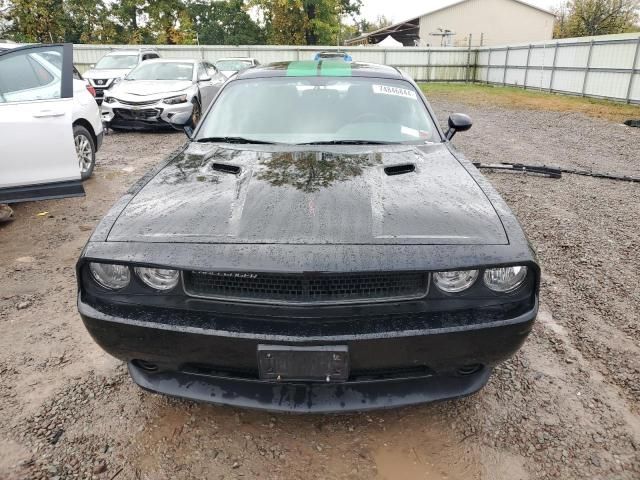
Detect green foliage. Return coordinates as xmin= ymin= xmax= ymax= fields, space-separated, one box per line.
xmin=4 ymin=0 xmax=67 ymax=42
xmin=189 ymin=0 xmax=264 ymax=45
xmin=0 ymin=0 xmax=358 ymax=45
xmin=251 ymin=0 xmax=361 ymax=45
xmin=147 ymin=0 xmax=195 ymax=44
xmin=64 ymin=0 xmax=119 ymax=43
xmin=554 ymin=0 xmax=640 ymax=38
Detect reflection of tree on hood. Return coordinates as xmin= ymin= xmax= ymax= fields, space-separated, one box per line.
xmin=258 ymin=151 xmax=381 ymax=193
xmin=158 ymin=152 xmax=227 ymax=186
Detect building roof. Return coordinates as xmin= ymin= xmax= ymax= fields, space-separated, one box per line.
xmin=346 ymin=0 xmax=556 ymax=45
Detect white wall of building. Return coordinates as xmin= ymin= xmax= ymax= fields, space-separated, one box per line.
xmin=418 ymin=0 xmax=555 ymax=47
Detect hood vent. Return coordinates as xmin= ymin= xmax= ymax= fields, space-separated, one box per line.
xmin=212 ymin=163 xmax=241 ymax=175
xmin=384 ymin=163 xmax=416 ymax=176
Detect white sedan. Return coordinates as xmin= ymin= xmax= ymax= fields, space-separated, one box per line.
xmin=0 ymin=44 xmax=103 ymax=205
xmin=101 ymin=59 xmax=226 ymax=129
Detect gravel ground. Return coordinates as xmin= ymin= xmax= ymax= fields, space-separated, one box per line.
xmin=1 ymin=95 xmax=639 ymax=480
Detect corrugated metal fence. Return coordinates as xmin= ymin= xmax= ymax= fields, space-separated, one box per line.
xmin=73 ymin=44 xmax=472 ymax=82
xmin=73 ymin=34 xmax=640 ymax=104
xmin=476 ymin=36 xmax=640 ymax=103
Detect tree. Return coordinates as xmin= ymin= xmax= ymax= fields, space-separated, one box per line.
xmin=110 ymin=0 xmax=151 ymax=44
xmin=3 ymin=0 xmax=67 ymax=42
xmin=355 ymin=14 xmax=391 ymax=36
xmin=64 ymin=0 xmax=119 ymax=43
xmin=252 ymin=0 xmax=361 ymax=45
xmin=253 ymin=0 xmax=307 ymax=45
xmin=188 ymin=0 xmax=264 ymax=45
xmin=553 ymin=0 xmax=639 ymax=38
xmin=147 ymin=0 xmax=195 ymax=44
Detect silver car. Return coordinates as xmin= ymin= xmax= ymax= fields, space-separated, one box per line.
xmin=101 ymin=59 xmax=226 ymax=129
xmin=214 ymin=57 xmax=260 ymax=79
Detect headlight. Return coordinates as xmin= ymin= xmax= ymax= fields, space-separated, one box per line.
xmin=433 ymin=270 xmax=478 ymax=293
xmin=163 ymin=94 xmax=188 ymax=105
xmin=135 ymin=267 xmax=180 ymax=291
xmin=89 ymin=262 xmax=130 ymax=290
xmin=483 ymin=266 xmax=528 ymax=292
xmin=103 ymin=96 xmax=115 ymax=103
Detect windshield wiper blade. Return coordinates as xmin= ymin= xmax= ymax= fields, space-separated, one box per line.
xmin=297 ymin=140 xmax=397 ymax=145
xmin=196 ymin=136 xmax=276 ymax=145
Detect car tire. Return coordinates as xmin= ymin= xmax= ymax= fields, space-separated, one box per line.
xmin=190 ymin=99 xmax=201 ymax=128
xmin=74 ymin=125 xmax=96 ymax=180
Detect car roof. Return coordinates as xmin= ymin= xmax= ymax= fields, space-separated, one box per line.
xmin=216 ymin=57 xmax=255 ymax=61
xmin=141 ymin=58 xmax=199 ymax=64
xmin=106 ymin=49 xmax=157 ymax=56
xmin=236 ymin=61 xmax=404 ymax=80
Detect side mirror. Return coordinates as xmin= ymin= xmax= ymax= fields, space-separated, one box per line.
xmin=445 ymin=113 xmax=472 ymax=140
xmin=169 ymin=110 xmax=194 ymax=138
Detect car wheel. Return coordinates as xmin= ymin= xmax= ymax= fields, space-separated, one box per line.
xmin=74 ymin=125 xmax=96 ymax=180
xmin=190 ymin=100 xmax=201 ymax=128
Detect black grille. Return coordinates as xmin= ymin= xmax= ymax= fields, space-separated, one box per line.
xmin=113 ymin=108 xmax=160 ymax=120
xmin=183 ymin=271 xmax=428 ymax=304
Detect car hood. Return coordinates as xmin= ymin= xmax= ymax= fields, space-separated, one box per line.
xmin=107 ymin=144 xmax=508 ymax=245
xmin=110 ymin=80 xmax=193 ymax=98
xmin=83 ymin=68 xmax=130 ymax=80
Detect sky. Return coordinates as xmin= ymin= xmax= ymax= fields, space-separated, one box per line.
xmin=359 ymin=0 xmax=565 ymax=22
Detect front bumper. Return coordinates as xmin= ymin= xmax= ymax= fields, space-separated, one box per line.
xmin=129 ymin=362 xmax=493 ymax=413
xmin=79 ymin=294 xmax=537 ymax=412
xmin=101 ymin=100 xmax=192 ymax=129
xmin=94 ymin=88 xmax=105 ymax=105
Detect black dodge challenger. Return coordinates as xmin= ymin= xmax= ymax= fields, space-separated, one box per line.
xmin=77 ymin=61 xmax=539 ymax=412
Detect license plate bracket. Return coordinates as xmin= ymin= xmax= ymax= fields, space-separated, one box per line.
xmin=257 ymin=345 xmax=349 ymax=382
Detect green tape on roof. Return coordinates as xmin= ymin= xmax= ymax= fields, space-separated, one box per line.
xmin=320 ymin=61 xmax=352 ymax=77
xmin=286 ymin=61 xmax=320 ymax=77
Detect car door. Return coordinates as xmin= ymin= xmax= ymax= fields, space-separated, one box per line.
xmin=207 ymin=63 xmax=226 ymax=87
xmin=0 ymin=44 xmax=83 ymax=203
xmin=204 ymin=63 xmax=225 ymax=106
xmin=196 ymin=62 xmax=217 ymax=110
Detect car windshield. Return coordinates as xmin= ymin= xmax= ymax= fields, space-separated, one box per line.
xmin=126 ymin=62 xmax=194 ymax=81
xmin=95 ymin=54 xmax=139 ymax=70
xmin=215 ymin=60 xmax=253 ymax=71
xmin=196 ymin=76 xmax=439 ymax=144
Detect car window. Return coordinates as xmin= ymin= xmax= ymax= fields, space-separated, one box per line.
xmin=196 ymin=77 xmax=438 ymax=144
xmin=126 ymin=62 xmax=194 ymax=81
xmin=142 ymin=53 xmax=158 ymax=61
xmin=95 ymin=54 xmax=139 ymax=70
xmin=214 ymin=60 xmax=253 ymax=71
xmin=205 ymin=63 xmax=218 ymax=78
xmin=0 ymin=47 xmax=61 ymax=104
xmin=197 ymin=63 xmax=209 ymax=80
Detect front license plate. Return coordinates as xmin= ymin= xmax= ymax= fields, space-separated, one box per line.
xmin=257 ymin=345 xmax=349 ymax=382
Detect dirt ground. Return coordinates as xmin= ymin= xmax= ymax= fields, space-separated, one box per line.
xmin=1 ymin=91 xmax=639 ymax=480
